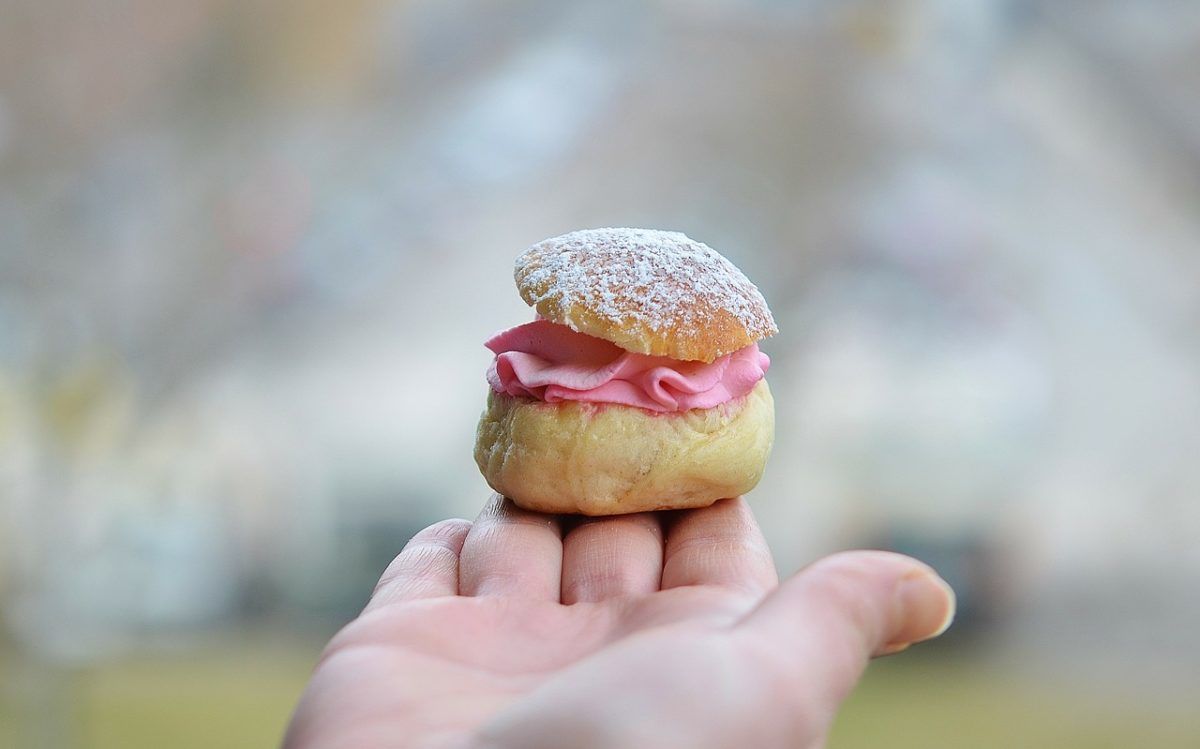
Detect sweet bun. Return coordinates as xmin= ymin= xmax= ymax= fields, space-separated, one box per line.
xmin=475 ymin=381 xmax=774 ymax=516
xmin=515 ymin=228 xmax=777 ymax=363
xmin=476 ymin=227 xmax=777 ymax=515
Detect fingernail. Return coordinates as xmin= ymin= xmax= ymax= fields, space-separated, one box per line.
xmin=881 ymin=568 xmax=956 ymax=655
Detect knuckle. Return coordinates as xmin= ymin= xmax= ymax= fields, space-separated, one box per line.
xmin=564 ymin=566 xmax=640 ymax=602
xmin=414 ymin=518 xmax=472 ymax=543
xmin=802 ymin=560 xmax=887 ymax=642
xmin=372 ymin=544 xmax=458 ymax=599
xmin=799 ymin=551 xmax=943 ymax=667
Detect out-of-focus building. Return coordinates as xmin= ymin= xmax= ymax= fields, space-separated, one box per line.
xmin=1 ymin=0 xmax=1198 ymax=694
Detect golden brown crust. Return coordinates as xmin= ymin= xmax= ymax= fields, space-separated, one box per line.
xmin=473 ymin=381 xmax=775 ymax=515
xmin=515 ymin=228 xmax=777 ymax=363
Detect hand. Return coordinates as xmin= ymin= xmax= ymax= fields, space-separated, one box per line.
xmin=283 ymin=495 xmax=954 ymax=749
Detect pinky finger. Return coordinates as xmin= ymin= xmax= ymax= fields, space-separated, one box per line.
xmin=363 ymin=518 xmax=472 ymax=612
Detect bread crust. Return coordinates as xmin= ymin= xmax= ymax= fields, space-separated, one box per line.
xmin=474 ymin=381 xmax=774 ymax=515
xmin=515 ymin=228 xmax=776 ymax=363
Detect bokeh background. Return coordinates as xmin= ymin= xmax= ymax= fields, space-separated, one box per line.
xmin=3 ymin=0 xmax=1199 ymax=746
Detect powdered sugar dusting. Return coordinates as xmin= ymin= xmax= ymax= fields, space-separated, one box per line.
xmin=515 ymin=228 xmax=777 ymax=348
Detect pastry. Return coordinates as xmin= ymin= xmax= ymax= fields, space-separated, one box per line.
xmin=474 ymin=228 xmax=776 ymax=515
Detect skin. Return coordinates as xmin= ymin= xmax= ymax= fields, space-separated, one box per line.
xmin=284 ymin=495 xmax=955 ymax=749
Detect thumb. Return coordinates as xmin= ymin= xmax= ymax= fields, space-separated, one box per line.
xmin=737 ymin=550 xmax=955 ymax=718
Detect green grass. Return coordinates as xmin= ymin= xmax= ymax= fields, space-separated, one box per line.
xmin=79 ymin=648 xmax=317 ymax=749
xmin=4 ymin=640 xmax=1198 ymax=748
xmin=3 ymin=638 xmax=319 ymax=749
xmin=832 ymin=651 xmax=1200 ymax=749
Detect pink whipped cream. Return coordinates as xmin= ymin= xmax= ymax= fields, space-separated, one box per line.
xmin=485 ymin=319 xmax=769 ymax=413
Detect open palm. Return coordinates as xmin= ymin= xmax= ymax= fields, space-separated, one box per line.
xmin=284 ymin=495 xmax=954 ymax=749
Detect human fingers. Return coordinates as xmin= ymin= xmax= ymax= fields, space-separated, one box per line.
xmin=659 ymin=498 xmax=777 ymax=594
xmin=736 ymin=550 xmax=955 ymax=722
xmin=363 ymin=518 xmax=472 ymax=612
xmin=458 ymin=494 xmax=564 ymax=601
xmin=560 ymin=513 xmax=663 ymax=604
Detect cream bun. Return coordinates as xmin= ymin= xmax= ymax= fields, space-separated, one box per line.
xmin=474 ymin=228 xmax=777 ymax=516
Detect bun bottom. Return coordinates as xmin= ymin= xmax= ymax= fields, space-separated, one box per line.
xmin=474 ymin=381 xmax=774 ymax=516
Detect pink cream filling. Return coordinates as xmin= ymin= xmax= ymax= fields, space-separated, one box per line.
xmin=485 ymin=319 xmax=769 ymax=413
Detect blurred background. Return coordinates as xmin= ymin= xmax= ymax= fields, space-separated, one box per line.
xmin=2 ymin=0 xmax=1199 ymax=746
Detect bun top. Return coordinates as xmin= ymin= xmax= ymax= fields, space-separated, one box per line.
xmin=514 ymin=228 xmax=777 ymax=363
